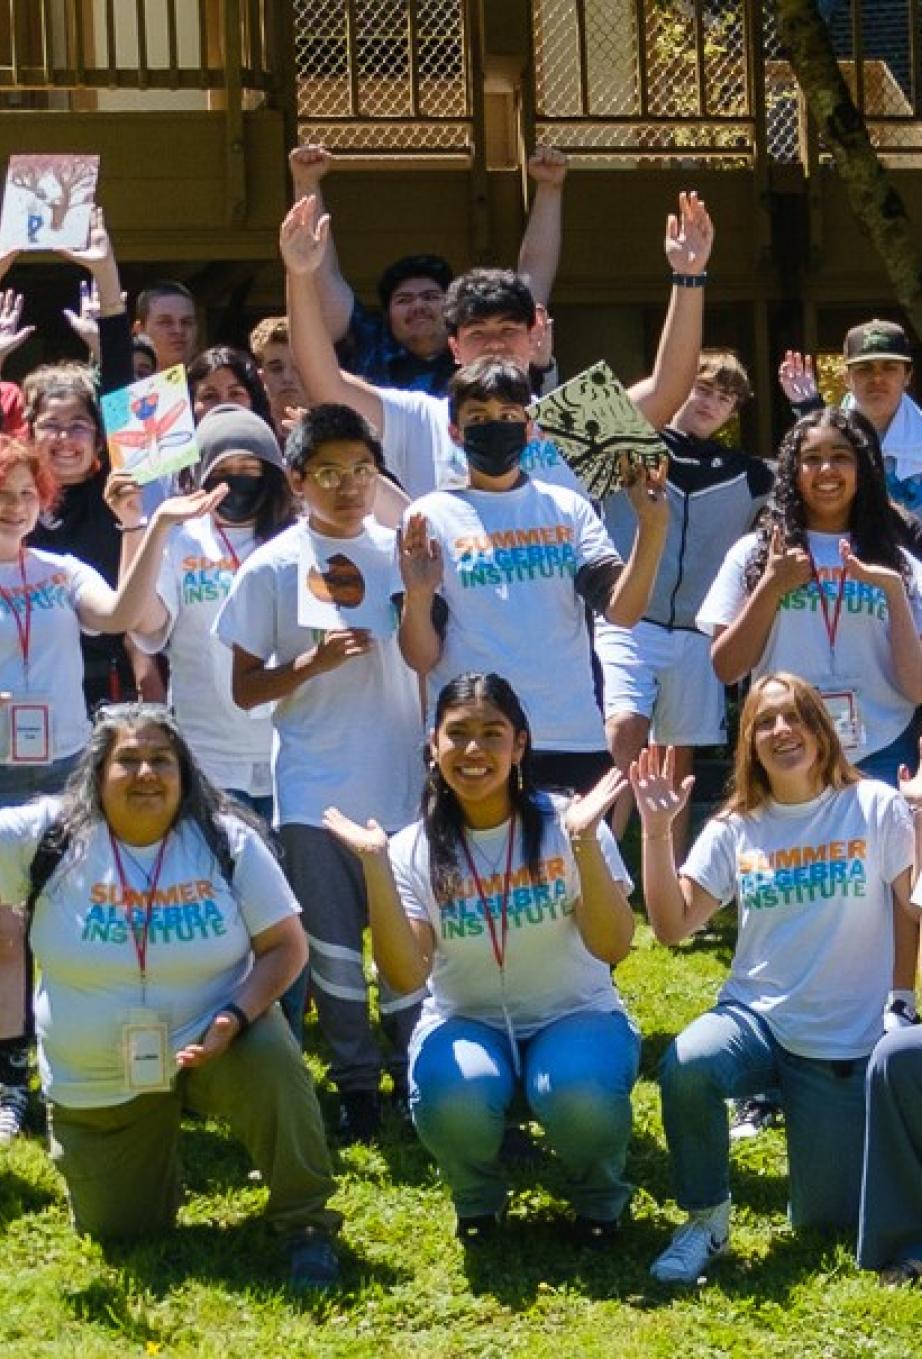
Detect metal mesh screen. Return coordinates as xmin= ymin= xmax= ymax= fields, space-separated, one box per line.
xmin=293 ymin=0 xmax=471 ymax=155
xmin=531 ymin=0 xmax=754 ymax=165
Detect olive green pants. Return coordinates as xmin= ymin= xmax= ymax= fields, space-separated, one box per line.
xmin=48 ymin=1005 xmax=340 ymax=1241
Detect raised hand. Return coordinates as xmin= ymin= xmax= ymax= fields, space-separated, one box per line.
xmin=778 ymin=350 xmax=818 ymax=405
xmin=898 ymin=736 xmax=922 ymax=808
xmin=0 ymin=249 xmax=19 ymax=285
xmin=58 ymin=206 xmax=115 ymax=270
xmin=529 ymin=303 xmax=554 ymax=370
xmin=322 ymin=806 xmax=388 ymax=857
xmin=62 ymin=278 xmax=104 ymax=358
xmin=764 ymin=523 xmax=812 ymax=595
xmin=309 ymin=628 xmax=373 ymax=677
xmin=152 ymin=485 xmax=230 ymax=529
xmin=289 ymin=144 xmax=334 ymax=196
xmin=0 ymin=288 xmax=35 ymax=369
xmin=839 ymin=539 xmax=902 ymax=592
xmin=279 ymin=195 xmax=331 ymax=277
xmin=629 ymin=745 xmax=695 ymax=836
xmin=527 ymin=144 xmax=568 ymax=188
xmin=399 ymin=513 xmax=443 ymax=595
xmin=623 ymin=454 xmax=669 ymax=527
xmin=103 ymin=469 xmax=145 ymax=528
xmin=664 ymin=190 xmax=714 ymax=276
xmin=564 ymin=766 xmax=628 ymax=841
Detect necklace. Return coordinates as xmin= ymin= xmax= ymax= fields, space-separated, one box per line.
xmin=468 ymin=829 xmax=511 ymax=878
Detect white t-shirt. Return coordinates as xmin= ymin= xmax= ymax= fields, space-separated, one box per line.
xmin=215 ymin=519 xmax=423 ymax=829
xmin=379 ymin=386 xmax=587 ymax=500
xmin=0 ymin=548 xmax=109 ymax=761
xmin=681 ymin=781 xmax=913 ymax=1059
xmin=697 ymin=530 xmax=922 ymax=760
xmin=408 ymin=479 xmax=616 ymax=750
xmin=0 ymin=799 xmax=300 ymax=1107
xmin=389 ymin=796 xmax=632 ymax=1039
xmin=131 ymin=518 xmax=273 ymax=797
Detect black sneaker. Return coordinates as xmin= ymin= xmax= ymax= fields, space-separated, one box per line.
xmin=729 ymin=1096 xmax=782 ymax=1142
xmin=337 ymin=1089 xmax=382 ymax=1144
xmin=288 ymin=1228 xmax=340 ymax=1292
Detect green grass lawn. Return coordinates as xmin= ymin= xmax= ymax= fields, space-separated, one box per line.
xmin=3 ymin=878 xmax=922 ymax=1355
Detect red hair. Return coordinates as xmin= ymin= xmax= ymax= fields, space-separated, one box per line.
xmin=0 ymin=435 xmax=60 ymax=511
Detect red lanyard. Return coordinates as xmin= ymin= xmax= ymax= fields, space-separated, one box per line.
xmin=460 ymin=813 xmax=516 ymax=972
xmin=109 ymin=832 xmax=170 ymax=985
xmin=0 ymin=549 xmax=32 ymax=676
xmin=215 ymin=525 xmax=241 ymax=573
xmin=807 ymin=549 xmax=846 ymax=655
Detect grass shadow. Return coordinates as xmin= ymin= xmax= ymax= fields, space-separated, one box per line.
xmin=0 ymin=1163 xmax=57 ymax=1230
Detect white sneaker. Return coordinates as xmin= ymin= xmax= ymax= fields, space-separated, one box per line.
xmin=650 ymin=1200 xmax=730 ymax=1284
xmin=0 ymin=1085 xmax=29 ymax=1146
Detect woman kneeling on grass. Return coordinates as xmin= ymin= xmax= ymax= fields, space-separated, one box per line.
xmin=0 ymin=703 xmax=341 ymax=1291
xmin=630 ymin=672 xmax=918 ymax=1285
xmin=324 ymin=671 xmax=639 ymax=1244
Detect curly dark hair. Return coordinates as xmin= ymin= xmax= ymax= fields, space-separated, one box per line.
xmin=422 ymin=672 xmax=553 ymax=900
xmin=743 ymin=406 xmax=910 ymax=592
xmin=442 ymin=269 xmax=535 ymax=337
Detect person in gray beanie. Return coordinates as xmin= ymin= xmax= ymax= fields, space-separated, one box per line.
xmin=105 ymin=404 xmax=297 ymax=823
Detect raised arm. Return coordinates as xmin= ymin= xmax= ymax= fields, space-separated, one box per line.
xmin=57 ymin=207 xmax=130 ymax=388
xmin=603 ymin=460 xmax=669 ymax=626
xmin=77 ymin=486 xmax=228 ymax=634
xmin=628 ymin=191 xmax=714 ymax=430
xmin=629 ymin=745 xmax=720 ymax=945
xmin=840 ymin=542 xmax=922 ymax=704
xmin=517 ymin=146 xmax=568 ymax=308
xmin=322 ymin=809 xmax=434 ymax=993
xmin=288 ymin=145 xmax=355 ymax=343
xmin=0 ymin=262 xmax=35 ymax=377
xmin=397 ymin=512 xmax=444 ymax=675
xmin=281 ymin=196 xmax=384 ymax=430
xmin=710 ymin=527 xmax=811 ymax=684
xmin=564 ymin=769 xmax=635 ymax=964
xmin=104 ymin=470 xmax=171 ymax=637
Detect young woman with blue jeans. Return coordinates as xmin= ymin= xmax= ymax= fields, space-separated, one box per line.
xmin=324 ymin=671 xmax=640 ymax=1242
xmin=630 ymin=673 xmax=918 ymax=1284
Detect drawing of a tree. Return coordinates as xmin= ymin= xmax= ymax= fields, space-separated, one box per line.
xmin=9 ymin=155 xmax=97 ymax=230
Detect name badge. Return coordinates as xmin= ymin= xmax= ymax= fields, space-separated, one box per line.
xmin=8 ymin=699 xmax=51 ymax=764
xmin=819 ymin=688 xmax=863 ymax=751
xmin=122 ymin=1008 xmax=172 ymax=1092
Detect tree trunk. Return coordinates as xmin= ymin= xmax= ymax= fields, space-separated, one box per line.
xmin=774 ymin=0 xmax=922 ymax=339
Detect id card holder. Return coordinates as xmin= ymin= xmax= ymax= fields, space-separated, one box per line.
xmin=819 ymin=687 xmax=864 ymax=751
xmin=7 ymin=695 xmax=52 ymax=765
xmin=122 ymin=1008 xmax=172 ymax=1092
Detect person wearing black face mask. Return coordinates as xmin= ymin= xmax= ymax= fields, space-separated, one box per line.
xmin=105 ymin=404 xmax=296 ymax=820
xmin=398 ymin=358 xmax=670 ymax=795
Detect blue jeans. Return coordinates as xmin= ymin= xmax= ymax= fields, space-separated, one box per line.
xmin=0 ymin=751 xmax=81 ymax=809
xmin=409 ymin=1009 xmax=641 ymax=1220
xmin=857 ymin=715 xmax=921 ymax=788
xmin=660 ymin=1002 xmax=868 ymax=1230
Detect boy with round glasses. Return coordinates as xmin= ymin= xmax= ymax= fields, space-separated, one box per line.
xmin=215 ymin=404 xmax=424 ymax=1144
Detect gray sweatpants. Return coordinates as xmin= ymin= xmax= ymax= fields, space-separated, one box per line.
xmin=280 ymin=824 xmax=425 ymax=1093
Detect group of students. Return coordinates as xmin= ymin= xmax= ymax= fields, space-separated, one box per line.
xmin=0 ymin=151 xmax=921 ymax=1297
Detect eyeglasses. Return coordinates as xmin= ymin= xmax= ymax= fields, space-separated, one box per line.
xmin=303 ymin=463 xmax=377 ymax=491
xmin=34 ymin=421 xmax=98 ymax=440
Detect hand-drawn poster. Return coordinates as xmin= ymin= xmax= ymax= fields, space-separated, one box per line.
xmin=101 ymin=365 xmax=199 ymax=485
xmin=528 ymin=360 xmax=668 ymax=498
xmin=0 ymin=154 xmax=100 ymax=252
xmin=297 ymin=532 xmax=397 ymax=638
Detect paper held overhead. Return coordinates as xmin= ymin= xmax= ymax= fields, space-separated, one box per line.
xmin=528 ymin=361 xmax=668 ymax=498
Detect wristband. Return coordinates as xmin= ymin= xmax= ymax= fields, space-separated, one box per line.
xmin=217 ymin=1002 xmax=250 ymax=1034
xmin=116 ymin=518 xmax=148 ymax=534
xmin=671 ymin=272 xmax=707 ymax=288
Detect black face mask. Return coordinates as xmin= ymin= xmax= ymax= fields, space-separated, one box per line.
xmin=462 ymin=420 xmax=527 ymax=477
xmin=206 ymin=472 xmax=267 ymax=523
